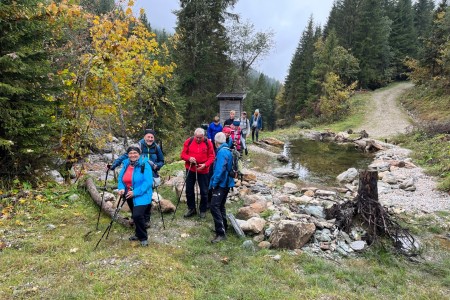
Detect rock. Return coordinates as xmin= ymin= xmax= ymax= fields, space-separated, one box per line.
xmin=377 ymin=181 xmax=392 ymax=194
xmin=236 ymin=206 xmax=260 ymax=220
xmin=287 ymin=195 xmax=313 ymax=204
xmin=350 ymin=240 xmax=366 ymax=251
xmin=269 ymin=220 xmax=316 ymax=250
xmin=283 ymin=182 xmax=299 ymax=194
xmin=303 ymin=190 xmax=315 ymax=197
xmin=242 ymin=240 xmax=256 ymax=252
xmin=250 ymin=183 xmax=271 ymax=194
xmin=46 ymin=224 xmax=56 ymax=230
xmin=68 ymin=194 xmax=80 ymax=201
xmin=399 ymin=178 xmax=416 ymax=191
xmin=335 ymin=132 xmax=350 ymax=142
xmin=155 ymin=199 xmax=176 ymax=213
xmin=271 ymin=168 xmax=299 ymax=179
xmin=47 ymin=170 xmax=64 ymax=183
xmin=237 ymin=217 xmax=266 ymax=234
xmin=315 ymin=229 xmax=332 ymax=242
xmin=272 ymin=254 xmax=281 ymax=261
xmin=368 ymin=161 xmax=390 ymax=172
xmin=241 ymin=171 xmax=257 ymax=182
xmin=253 ymin=234 xmax=265 ymax=243
xmin=337 ymin=168 xmax=359 ymax=184
xmin=382 ymin=173 xmax=398 ymax=184
xmin=301 ymin=187 xmax=318 ymax=193
xmin=300 ymin=205 xmax=325 ymax=219
xmin=315 ymin=190 xmax=337 ymax=197
xmin=258 ymin=241 xmax=271 ymax=249
xmin=277 ymin=154 xmax=290 ymax=163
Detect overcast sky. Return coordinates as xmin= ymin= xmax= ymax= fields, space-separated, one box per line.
xmin=134 ymin=0 xmax=335 ymax=82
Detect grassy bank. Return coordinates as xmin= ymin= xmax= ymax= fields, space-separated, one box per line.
xmin=1 ymin=175 xmax=449 ymax=299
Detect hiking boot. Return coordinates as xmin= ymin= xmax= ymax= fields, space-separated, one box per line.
xmin=129 ymin=236 xmax=139 ymax=241
xmin=199 ymin=212 xmax=206 ymax=219
xmin=245 ymin=148 xmax=248 ymax=155
xmin=183 ymin=209 xmax=197 ymax=218
xmin=140 ymin=240 xmax=148 ymax=247
xmin=211 ymin=235 xmax=226 ymax=243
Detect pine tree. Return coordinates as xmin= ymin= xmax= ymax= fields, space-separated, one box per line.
xmin=353 ymin=0 xmax=392 ymax=88
xmin=174 ymin=0 xmax=236 ymax=127
xmin=389 ymin=0 xmax=417 ymax=79
xmin=0 ymin=0 xmax=62 ymax=176
xmin=413 ymin=0 xmax=435 ymax=60
xmin=324 ymin=0 xmax=363 ymax=51
xmin=282 ymin=17 xmax=319 ymax=122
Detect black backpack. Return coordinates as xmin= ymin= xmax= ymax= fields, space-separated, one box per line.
xmin=221 ymin=146 xmax=241 ymax=179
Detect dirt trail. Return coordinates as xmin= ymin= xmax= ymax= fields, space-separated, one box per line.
xmin=355 ymin=82 xmax=414 ymax=139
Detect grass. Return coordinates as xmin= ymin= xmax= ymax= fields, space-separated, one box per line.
xmin=1 ymin=180 xmax=450 ymax=299
xmin=2 ymin=82 xmax=450 ymax=298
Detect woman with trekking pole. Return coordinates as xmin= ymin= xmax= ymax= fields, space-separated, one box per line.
xmin=118 ymin=144 xmax=153 ymax=247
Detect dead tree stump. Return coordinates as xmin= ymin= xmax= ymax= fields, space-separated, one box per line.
xmin=326 ymin=170 xmax=419 ymax=255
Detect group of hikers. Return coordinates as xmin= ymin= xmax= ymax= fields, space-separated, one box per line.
xmin=107 ymin=109 xmax=263 ymax=246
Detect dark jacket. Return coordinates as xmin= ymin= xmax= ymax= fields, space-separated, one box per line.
xmin=111 ymin=139 xmax=164 ymax=171
xmin=209 ymin=143 xmax=235 ymax=189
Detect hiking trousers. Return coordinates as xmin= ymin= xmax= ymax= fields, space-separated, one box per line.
xmin=251 ymin=127 xmax=259 ymax=142
xmin=210 ymin=186 xmax=230 ymax=236
xmin=185 ymin=170 xmax=209 ymax=213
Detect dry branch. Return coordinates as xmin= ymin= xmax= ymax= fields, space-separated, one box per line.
xmin=84 ymin=177 xmax=131 ymax=228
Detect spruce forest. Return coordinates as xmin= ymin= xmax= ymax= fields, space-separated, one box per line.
xmin=0 ymin=0 xmax=448 ymax=181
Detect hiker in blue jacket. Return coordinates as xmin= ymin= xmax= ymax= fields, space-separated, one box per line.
xmin=207 ymin=116 xmax=223 ymax=151
xmin=209 ymin=132 xmax=235 ymax=243
xmin=118 ymin=145 xmax=153 ymax=247
xmin=110 ymin=129 xmax=164 ymax=227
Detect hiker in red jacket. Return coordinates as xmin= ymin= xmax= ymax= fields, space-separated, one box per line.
xmin=180 ymin=128 xmax=215 ymax=218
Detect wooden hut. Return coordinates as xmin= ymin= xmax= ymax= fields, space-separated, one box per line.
xmin=216 ymin=92 xmax=247 ymax=123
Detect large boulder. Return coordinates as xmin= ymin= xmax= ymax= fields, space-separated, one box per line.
xmin=337 ymin=168 xmax=358 ymax=184
xmin=272 ymin=168 xmax=299 ymax=179
xmin=269 ymin=220 xmax=316 ymax=250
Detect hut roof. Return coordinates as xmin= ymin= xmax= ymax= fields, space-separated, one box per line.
xmin=216 ymin=92 xmax=247 ymax=100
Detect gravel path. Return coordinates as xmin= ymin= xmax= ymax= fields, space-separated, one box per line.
xmin=355 ymin=82 xmax=414 ymax=139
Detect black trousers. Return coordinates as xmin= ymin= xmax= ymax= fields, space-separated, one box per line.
xmin=210 ymin=187 xmax=229 ymax=236
xmin=127 ymin=198 xmax=149 ymax=241
xmin=251 ymin=127 xmax=259 ymax=142
xmin=185 ymin=170 xmax=209 ymax=213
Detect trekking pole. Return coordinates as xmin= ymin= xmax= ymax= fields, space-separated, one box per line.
xmin=195 ymin=167 xmax=199 ymax=215
xmin=96 ymin=167 xmax=110 ymax=230
xmin=154 ymin=186 xmax=165 ymax=229
xmin=172 ymin=162 xmax=192 ymax=221
xmin=94 ymin=194 xmax=127 ymax=250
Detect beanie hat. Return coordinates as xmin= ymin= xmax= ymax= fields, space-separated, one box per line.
xmin=127 ymin=144 xmax=141 ymax=154
xmin=233 ymin=120 xmax=240 ymax=127
xmin=255 ymin=109 xmax=259 ymax=114
xmin=144 ymin=129 xmax=156 ymax=137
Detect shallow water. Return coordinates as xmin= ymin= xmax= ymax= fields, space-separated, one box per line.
xmin=283 ymin=138 xmax=373 ymax=185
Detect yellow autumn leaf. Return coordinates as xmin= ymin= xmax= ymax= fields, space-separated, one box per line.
xmin=19 ymin=199 xmax=26 ymax=204
xmin=15 ymin=220 xmax=24 ymax=226
xmin=61 ymin=204 xmax=69 ymax=208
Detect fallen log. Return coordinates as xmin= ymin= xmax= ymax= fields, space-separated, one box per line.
xmin=84 ymin=177 xmax=132 ymax=228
